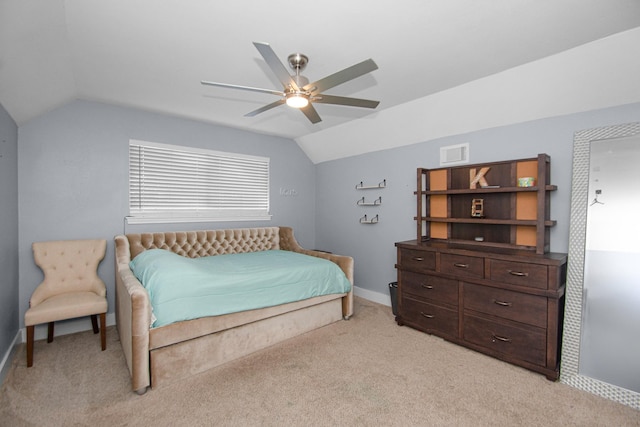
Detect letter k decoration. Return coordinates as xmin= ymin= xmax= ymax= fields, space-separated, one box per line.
xmin=470 ymin=167 xmax=491 ymax=189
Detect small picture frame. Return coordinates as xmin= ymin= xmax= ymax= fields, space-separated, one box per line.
xmin=471 ymin=198 xmax=484 ymax=218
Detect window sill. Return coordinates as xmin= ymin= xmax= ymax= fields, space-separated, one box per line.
xmin=126 ymin=214 xmax=272 ymax=225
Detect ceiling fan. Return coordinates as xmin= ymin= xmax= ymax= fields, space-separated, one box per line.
xmin=201 ymin=42 xmax=379 ymax=124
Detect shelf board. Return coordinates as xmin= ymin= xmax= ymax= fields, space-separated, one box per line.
xmin=417 ymin=217 xmax=557 ymax=227
xmin=414 ymin=185 xmax=557 ymax=196
xmin=356 ymin=179 xmax=386 ymax=190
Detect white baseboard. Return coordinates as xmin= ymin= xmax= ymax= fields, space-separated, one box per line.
xmin=0 ymin=313 xmax=119 ymax=386
xmin=12 ymin=290 xmax=385 ymax=344
xmin=19 ymin=312 xmax=117 ymax=343
xmin=353 ymin=285 xmax=392 ymax=307
xmin=0 ymin=329 xmax=22 ymax=386
xmin=1 ymin=290 xmax=385 ymax=383
xmin=0 ymin=313 xmax=116 ymax=386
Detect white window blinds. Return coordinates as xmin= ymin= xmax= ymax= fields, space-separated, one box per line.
xmin=128 ymin=140 xmax=271 ymax=224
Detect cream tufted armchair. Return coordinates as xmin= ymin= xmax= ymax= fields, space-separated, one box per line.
xmin=25 ymin=239 xmax=108 ymax=367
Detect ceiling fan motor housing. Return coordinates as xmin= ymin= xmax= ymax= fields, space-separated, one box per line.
xmin=288 ymin=53 xmax=309 ymax=72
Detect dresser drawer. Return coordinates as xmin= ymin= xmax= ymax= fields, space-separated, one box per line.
xmin=401 ymin=271 xmax=458 ymax=306
xmin=463 ymin=283 xmax=546 ymax=328
xmin=489 ymin=259 xmax=548 ymax=290
xmin=401 ymin=296 xmax=458 ymax=338
xmin=440 ymin=253 xmax=484 ymax=279
xmin=399 ymin=248 xmax=436 ymax=272
xmin=463 ymin=314 xmax=545 ymax=366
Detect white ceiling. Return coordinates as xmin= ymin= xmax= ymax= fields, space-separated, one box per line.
xmin=2 ymin=0 xmax=640 ymax=158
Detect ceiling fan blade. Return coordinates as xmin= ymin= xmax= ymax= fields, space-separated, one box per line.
xmin=201 ymin=80 xmax=284 ymax=96
xmin=304 ymin=59 xmax=378 ymax=94
xmin=301 ymin=104 xmax=322 ymax=124
xmin=244 ymin=99 xmax=286 ymax=117
xmin=252 ymin=42 xmax=299 ymax=91
xmin=312 ymin=94 xmax=379 ymax=109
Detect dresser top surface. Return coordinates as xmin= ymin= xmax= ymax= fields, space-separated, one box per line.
xmin=396 ymin=239 xmax=567 ymax=264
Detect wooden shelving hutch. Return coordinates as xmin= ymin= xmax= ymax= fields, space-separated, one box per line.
xmin=396 ymin=153 xmax=567 ymax=380
xmin=415 ymin=153 xmax=556 ymax=254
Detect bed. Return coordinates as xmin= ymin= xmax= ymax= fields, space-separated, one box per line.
xmin=114 ymin=226 xmax=354 ymax=394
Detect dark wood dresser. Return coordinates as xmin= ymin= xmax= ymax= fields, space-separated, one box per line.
xmin=395 ymin=240 xmax=566 ymax=380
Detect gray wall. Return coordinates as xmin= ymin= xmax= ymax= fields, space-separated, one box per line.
xmin=17 ymin=100 xmax=316 ymax=329
xmin=0 ymin=103 xmax=19 ymax=372
xmin=9 ymin=97 xmax=640 ymax=337
xmin=315 ymin=103 xmax=640 ymax=298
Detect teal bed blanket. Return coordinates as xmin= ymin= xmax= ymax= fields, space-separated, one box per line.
xmin=130 ymin=249 xmax=352 ymax=328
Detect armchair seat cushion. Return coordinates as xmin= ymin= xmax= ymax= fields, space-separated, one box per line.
xmin=25 ymin=292 xmax=108 ymax=326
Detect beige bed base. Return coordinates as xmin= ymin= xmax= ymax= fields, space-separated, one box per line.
xmin=114 ymin=226 xmax=354 ymax=394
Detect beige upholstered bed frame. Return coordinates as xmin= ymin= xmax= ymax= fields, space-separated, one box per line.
xmin=114 ymin=226 xmax=353 ymax=394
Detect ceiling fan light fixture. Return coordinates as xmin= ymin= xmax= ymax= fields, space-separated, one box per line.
xmin=202 ymin=42 xmax=378 ymax=123
xmin=285 ymin=93 xmax=309 ymax=108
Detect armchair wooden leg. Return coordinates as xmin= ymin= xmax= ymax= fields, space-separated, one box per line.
xmin=26 ymin=325 xmax=34 ymax=367
xmin=100 ymin=313 xmax=106 ymax=351
xmin=91 ymin=314 xmax=99 ymax=334
xmin=47 ymin=322 xmax=54 ymax=343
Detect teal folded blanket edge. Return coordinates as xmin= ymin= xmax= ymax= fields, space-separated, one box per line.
xmin=129 ymin=249 xmax=351 ymax=328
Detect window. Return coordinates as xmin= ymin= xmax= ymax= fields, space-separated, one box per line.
xmin=128 ymin=140 xmax=270 ymax=224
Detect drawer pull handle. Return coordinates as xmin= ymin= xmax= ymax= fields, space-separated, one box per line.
xmin=412 ymin=257 xmax=424 ymax=262
xmin=454 ymin=263 xmax=469 ymax=268
xmin=507 ymin=270 xmax=528 ymax=277
xmin=421 ymin=284 xmax=434 ymax=290
xmin=420 ymin=312 xmax=435 ymax=319
xmin=492 ymin=334 xmax=512 ymax=343
xmin=493 ymin=299 xmax=512 ymax=307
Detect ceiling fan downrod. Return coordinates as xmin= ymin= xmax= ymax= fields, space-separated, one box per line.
xmin=286 ymin=54 xmax=311 ymax=108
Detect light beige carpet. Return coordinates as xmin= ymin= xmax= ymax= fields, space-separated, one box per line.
xmin=1 ymin=298 xmax=638 ymax=426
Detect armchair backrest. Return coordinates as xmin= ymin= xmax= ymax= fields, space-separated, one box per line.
xmin=30 ymin=239 xmax=107 ymax=307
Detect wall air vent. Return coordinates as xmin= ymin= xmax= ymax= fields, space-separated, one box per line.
xmin=440 ymin=143 xmax=469 ymax=166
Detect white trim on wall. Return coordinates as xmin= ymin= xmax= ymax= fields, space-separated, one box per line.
xmin=19 ymin=313 xmax=117 ymax=344
xmin=353 ymin=285 xmax=392 ymax=308
xmin=0 ymin=313 xmax=116 ymax=385
xmin=0 ymin=330 xmax=22 ymax=386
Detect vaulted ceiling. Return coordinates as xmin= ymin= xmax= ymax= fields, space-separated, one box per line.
xmin=2 ymin=0 xmax=640 ymax=162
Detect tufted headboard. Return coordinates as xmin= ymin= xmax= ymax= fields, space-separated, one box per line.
xmin=124 ymin=227 xmax=281 ymax=260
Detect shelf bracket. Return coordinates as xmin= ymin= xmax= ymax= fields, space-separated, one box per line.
xmin=357 ymin=196 xmax=382 ymax=206
xmin=359 ymin=214 xmax=379 ymax=224
xmin=356 ymin=179 xmax=386 ymax=190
